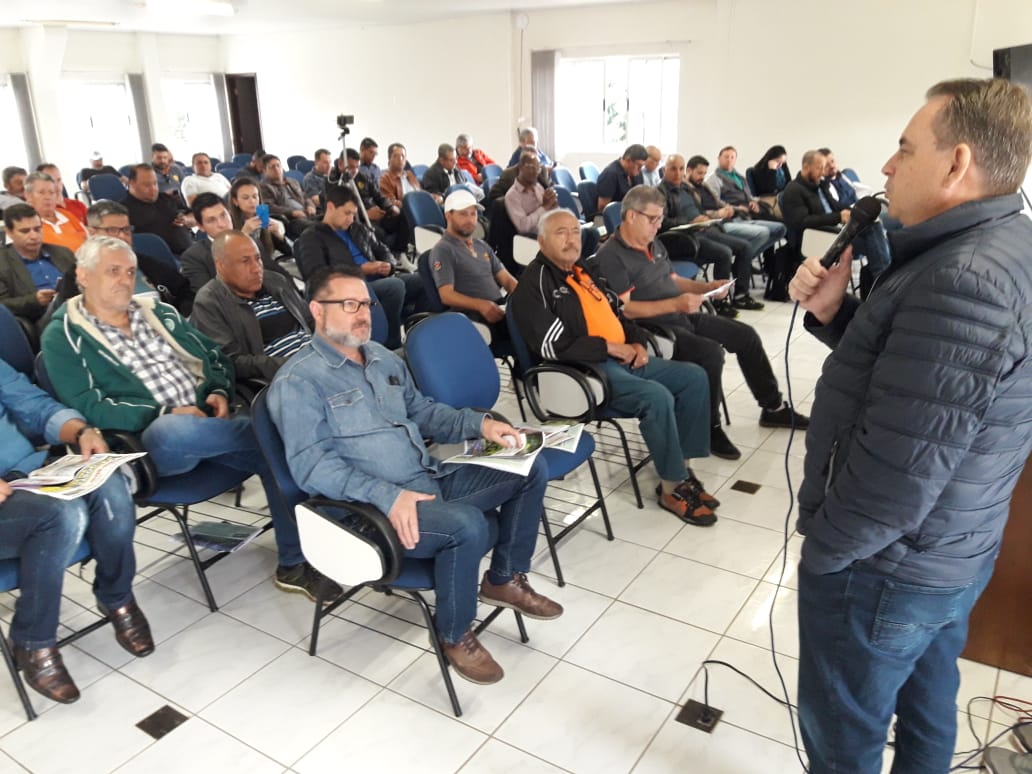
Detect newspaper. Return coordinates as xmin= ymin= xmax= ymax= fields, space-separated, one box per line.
xmin=170 ymin=521 xmax=264 ymax=554
xmin=436 ymin=423 xmax=585 ymax=475
xmin=8 ymin=452 xmax=147 ymax=500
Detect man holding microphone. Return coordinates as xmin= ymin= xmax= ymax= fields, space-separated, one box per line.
xmin=789 ymin=78 xmax=1032 ymax=774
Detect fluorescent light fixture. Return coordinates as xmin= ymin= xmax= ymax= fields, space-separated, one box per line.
xmin=145 ymin=0 xmax=236 ymax=16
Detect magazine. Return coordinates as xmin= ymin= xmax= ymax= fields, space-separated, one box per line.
xmin=436 ymin=424 xmax=585 ymax=475
xmin=7 ymin=452 xmax=148 ymax=501
xmin=171 ymin=521 xmax=264 ymax=553
xmin=669 ymin=218 xmax=723 ymax=232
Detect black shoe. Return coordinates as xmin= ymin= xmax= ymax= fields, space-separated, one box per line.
xmin=759 ymin=402 xmax=810 ymax=429
xmin=275 ymin=562 xmax=344 ymax=604
xmin=713 ymin=300 xmax=739 ymax=318
xmin=732 ymin=294 xmax=765 ymax=311
xmin=710 ymin=426 xmax=742 ymax=460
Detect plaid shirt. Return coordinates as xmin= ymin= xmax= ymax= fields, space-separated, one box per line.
xmin=84 ymin=303 xmax=198 ymax=408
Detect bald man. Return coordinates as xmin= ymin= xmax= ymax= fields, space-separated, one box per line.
xmin=642 ymin=146 xmax=662 ymax=186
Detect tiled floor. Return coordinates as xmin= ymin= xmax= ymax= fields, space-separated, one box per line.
xmin=1 ymin=299 xmax=1028 ymax=773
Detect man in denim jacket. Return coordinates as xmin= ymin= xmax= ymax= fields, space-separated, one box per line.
xmin=268 ymin=265 xmax=563 ymax=686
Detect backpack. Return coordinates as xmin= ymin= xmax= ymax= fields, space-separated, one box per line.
xmin=763 ymin=245 xmax=799 ymax=302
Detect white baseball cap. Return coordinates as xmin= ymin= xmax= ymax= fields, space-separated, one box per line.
xmin=443 ymin=188 xmax=483 ymax=213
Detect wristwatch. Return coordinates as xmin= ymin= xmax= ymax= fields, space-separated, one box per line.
xmin=75 ymin=425 xmax=101 ymax=442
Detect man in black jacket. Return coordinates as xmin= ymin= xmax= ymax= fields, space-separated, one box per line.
xmin=421 ymin=143 xmax=463 ymax=204
xmin=294 ymin=185 xmax=423 ymax=349
xmin=788 ymin=78 xmax=1032 ymax=774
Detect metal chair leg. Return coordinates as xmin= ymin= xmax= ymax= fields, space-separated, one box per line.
xmin=171 ymin=505 xmax=219 ymax=612
xmin=406 ymin=591 xmax=462 ymax=717
xmin=587 ymin=457 xmax=614 ymax=541
xmin=539 ymin=510 xmax=565 ymax=587
xmin=603 ymin=419 xmax=644 ymax=508
xmin=721 ymin=390 xmax=731 ymax=426
xmin=0 ymin=633 xmax=36 ymax=721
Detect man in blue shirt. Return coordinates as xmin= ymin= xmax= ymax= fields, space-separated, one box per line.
xmin=0 ymin=359 xmax=153 ymax=704
xmin=269 ymin=265 xmax=563 ymax=686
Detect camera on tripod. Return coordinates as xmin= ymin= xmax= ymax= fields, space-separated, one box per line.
xmin=336 ymin=114 xmax=354 ymax=135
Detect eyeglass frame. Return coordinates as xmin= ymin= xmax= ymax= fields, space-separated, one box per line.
xmin=631 ymin=209 xmax=663 ymax=226
xmin=313 ymin=298 xmax=379 ymax=313
xmin=92 ymin=225 xmax=135 ymax=236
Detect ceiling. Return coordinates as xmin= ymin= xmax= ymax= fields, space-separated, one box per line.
xmin=0 ymin=0 xmax=631 ymax=35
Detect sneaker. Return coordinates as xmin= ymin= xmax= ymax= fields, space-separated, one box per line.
xmin=732 ymin=294 xmax=765 ymax=311
xmin=713 ymin=299 xmax=739 ymax=318
xmin=440 ymin=628 xmax=504 ymax=685
xmin=759 ymin=402 xmax=810 ymax=429
xmin=657 ymin=476 xmax=721 ymax=509
xmin=657 ymin=487 xmax=717 ymax=527
xmin=479 ymin=572 xmax=563 ymax=620
xmin=710 ymin=426 xmax=742 ymax=460
xmin=274 ymin=562 xmax=343 ymax=604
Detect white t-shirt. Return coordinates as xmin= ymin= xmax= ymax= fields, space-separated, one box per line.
xmin=181 ymin=173 xmax=231 ymax=202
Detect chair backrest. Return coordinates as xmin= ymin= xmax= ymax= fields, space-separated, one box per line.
xmin=512 ymin=234 xmax=539 ymax=267
xmin=295 ymin=159 xmax=315 ymax=174
xmin=842 ymin=167 xmax=860 ymax=184
xmin=404 ymin=312 xmax=499 ymax=410
xmin=671 ymin=261 xmax=701 ymax=279
xmin=118 ymin=165 xmax=134 ymax=179
xmin=215 ymin=162 xmax=239 ymax=175
xmin=89 ymin=173 xmax=127 ymax=203
xmin=208 ymin=157 xmax=221 ymax=168
xmin=132 ymin=232 xmax=179 ymax=269
xmin=553 ymin=166 xmax=577 ymax=191
xmin=579 ymin=162 xmax=600 ymax=183
xmin=577 ymin=180 xmax=599 ymax=220
xmin=286 ymin=155 xmax=307 ymax=171
xmin=232 ymin=153 xmax=253 ymax=166
xmin=482 ymin=164 xmax=503 ymax=192
xmin=602 ymin=201 xmax=622 ymax=235
xmin=285 ymin=169 xmax=306 ymax=186
xmin=411 ymin=164 xmax=428 ymax=180
xmin=251 ymin=388 xmax=308 ymax=516
xmin=553 ymin=185 xmax=582 ymax=221
xmin=0 ymin=306 xmax=35 ymax=376
xmin=402 ymin=190 xmax=446 ymax=230
xmin=365 ymin=283 xmax=389 ymax=346
xmin=416 ymin=250 xmax=447 ymax=313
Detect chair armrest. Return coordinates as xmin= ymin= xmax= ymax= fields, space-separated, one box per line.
xmin=100 ymin=430 xmax=159 ymax=501
xmin=523 ymin=361 xmax=609 ymax=421
xmin=636 ymin=321 xmax=677 ymax=359
xmin=300 ymin=496 xmax=404 ymax=586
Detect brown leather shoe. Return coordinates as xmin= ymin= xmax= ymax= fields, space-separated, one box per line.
xmin=13 ymin=645 xmax=80 ymax=704
xmin=440 ymin=629 xmax=503 ymax=685
xmin=99 ymin=600 xmax=154 ymax=657
xmin=478 ymin=572 xmax=564 ymax=620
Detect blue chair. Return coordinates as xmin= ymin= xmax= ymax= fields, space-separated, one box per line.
xmin=579 ymin=162 xmax=600 ymax=183
xmin=132 ymin=232 xmax=179 ymax=269
xmin=250 ymin=387 xmax=527 ymax=717
xmin=215 ymin=162 xmax=239 ymax=175
xmin=0 ymin=305 xmax=35 ymax=376
xmin=552 ymin=166 xmax=577 ymax=191
xmin=553 ymin=185 xmax=582 ymax=221
xmin=232 ymin=153 xmax=253 ymax=167
xmin=842 ymin=168 xmax=860 ymax=184
xmin=577 ymin=180 xmax=599 ymax=221
xmin=0 ymin=538 xmax=109 ymax=720
xmin=405 ymin=313 xmax=612 ymax=586
xmin=285 ymin=169 xmax=305 ymax=186
xmin=286 ymin=155 xmax=307 ymax=171
xmin=295 ymin=159 xmax=315 ymax=174
xmin=89 ymin=173 xmax=127 ymax=203
xmin=366 ymin=283 xmax=389 ymax=346
xmin=118 ymin=165 xmax=134 ymax=179
xmin=482 ymin=164 xmax=503 ymax=193
xmin=402 ymin=191 xmax=446 ymax=254
xmin=411 ymin=164 xmax=429 ymax=180
xmin=208 ymin=157 xmax=221 ymax=168
xmin=602 ymin=201 xmax=622 ymax=236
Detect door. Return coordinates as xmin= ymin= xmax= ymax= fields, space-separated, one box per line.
xmin=225 ymin=74 xmax=263 ymax=154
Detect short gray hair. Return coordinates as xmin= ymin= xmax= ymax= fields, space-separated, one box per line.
xmin=76 ymin=236 xmax=136 ymax=272
xmin=86 ymin=200 xmax=129 ymax=227
xmin=455 ymin=133 xmax=472 ymax=147
xmin=24 ymin=172 xmax=55 ymax=195
xmin=620 ymin=185 xmax=665 ymax=220
xmin=538 ymin=208 xmax=579 ymax=237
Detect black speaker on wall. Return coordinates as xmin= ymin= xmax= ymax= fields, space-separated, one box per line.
xmin=994 ymin=42 xmax=1032 ymax=91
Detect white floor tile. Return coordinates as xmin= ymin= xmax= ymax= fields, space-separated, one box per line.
xmin=729 ymin=449 xmax=804 ymax=491
xmin=220 ymin=575 xmax=320 ymax=646
xmin=305 ymin=615 xmax=426 ymax=686
xmin=530 ymin=530 xmax=657 ymax=598
xmin=148 ymin=542 xmax=277 ymax=610
xmin=495 ymin=662 xmax=672 ymax=774
xmin=294 ymin=691 xmax=486 ymax=774
xmin=956 ymin=657 xmax=1001 ymax=722
xmin=725 ymin=582 xmax=799 ymax=658
xmin=588 ymin=488 xmax=687 ymax=551
xmin=114 ymin=718 xmax=284 ymax=774
xmin=664 ymin=516 xmax=787 ymax=578
xmin=0 ymin=751 xmax=28 ymax=773
xmin=708 ymin=484 xmax=797 ymax=533
xmin=459 ymin=739 xmax=566 ymax=773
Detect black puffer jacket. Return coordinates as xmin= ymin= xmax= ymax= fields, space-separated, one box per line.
xmin=293 ymin=221 xmax=393 ymax=282
xmin=797 ymin=194 xmax=1032 ymax=587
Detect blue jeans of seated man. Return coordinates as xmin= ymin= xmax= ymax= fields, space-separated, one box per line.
xmin=797 ymin=562 xmax=993 ymax=774
xmin=0 ymin=475 xmax=136 ymax=649
xmin=722 ymin=221 xmax=772 ymax=259
xmin=853 ymin=222 xmax=892 ymax=278
xmin=409 ymin=455 xmax=548 ymax=644
xmin=597 ymin=357 xmax=710 ymax=482
xmin=141 ymin=413 xmax=303 ymax=567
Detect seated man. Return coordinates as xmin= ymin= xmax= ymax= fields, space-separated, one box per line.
xmin=191 ymin=231 xmax=312 ymax=383
xmin=378 ymin=143 xmax=423 ymax=210
xmin=24 ymin=172 xmax=88 ymax=253
xmin=0 ymin=358 xmax=153 ymax=704
xmin=294 ymin=185 xmax=423 ymax=350
xmin=510 ymin=208 xmax=718 ymax=525
xmin=658 ymin=155 xmax=763 ymax=313
xmin=302 ymin=148 xmax=332 ymax=212
xmin=1 ymin=166 xmax=27 ymax=208
xmin=150 ymin=143 xmax=187 ymax=202
xmin=331 ymin=148 xmax=405 ymax=244
xmin=641 ymin=145 xmax=663 ymax=187
xmin=421 ymin=143 xmax=465 ymax=205
xmin=269 ymin=265 xmax=562 ymax=684
xmin=431 ymin=190 xmax=517 ymax=338
xmin=818 ymin=147 xmax=875 ymax=203
xmin=260 ymin=154 xmax=317 ymax=239
xmin=181 ymin=193 xmax=293 ymax=293
xmin=0 ymin=203 xmax=75 ymax=344
xmin=707 ymin=145 xmax=780 ymax=222
xmin=357 ymin=137 xmax=382 ymax=185
xmin=41 ymin=236 xmax=336 ymax=603
xmin=180 ymin=152 xmax=232 ymax=206
xmin=595 ymin=186 xmax=809 ymax=461
xmin=596 ymin=144 xmax=648 ymax=210
xmin=455 ymin=133 xmax=496 ymax=184
xmin=506 ymin=127 xmax=553 ymax=169
xmin=235 ymin=149 xmax=266 ymax=182
xmin=36 ymin=163 xmax=87 ymax=224
xmin=124 ymin=164 xmax=195 ymax=256
xmin=78 ymin=152 xmax=120 ymax=194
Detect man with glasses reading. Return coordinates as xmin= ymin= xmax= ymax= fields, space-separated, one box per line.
xmin=269 ymin=265 xmax=563 ymax=686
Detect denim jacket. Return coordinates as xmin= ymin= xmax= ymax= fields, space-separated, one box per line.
xmin=267 ymin=335 xmax=485 ymax=515
xmin=0 ymin=359 xmax=82 ymax=476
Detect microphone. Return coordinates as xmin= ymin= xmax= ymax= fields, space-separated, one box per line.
xmin=819 ymin=196 xmax=883 ymax=268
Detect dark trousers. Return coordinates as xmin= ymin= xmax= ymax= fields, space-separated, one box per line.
xmin=697 ymin=231 xmax=753 ymax=295
xmin=668 ymin=314 xmax=781 ymax=424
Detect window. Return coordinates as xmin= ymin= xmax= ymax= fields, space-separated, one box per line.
xmin=59 ymin=76 xmax=141 ymax=171
xmin=555 ymin=54 xmax=679 ymax=156
xmin=162 ymin=76 xmax=224 ymax=160
xmin=0 ymin=75 xmax=29 ymax=171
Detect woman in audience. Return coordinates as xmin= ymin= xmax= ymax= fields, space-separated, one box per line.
xmin=228 ymin=178 xmax=292 ymax=257
xmin=750 ymin=145 xmax=791 ymax=207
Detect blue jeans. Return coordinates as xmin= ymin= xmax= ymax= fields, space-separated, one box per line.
xmin=797 ymin=562 xmax=993 ymax=774
xmin=598 ymin=357 xmax=710 ymax=482
xmin=141 ymin=413 xmax=303 ymax=567
xmin=0 ymin=475 xmax=136 ymax=648
xmin=410 ymin=455 xmax=548 ymax=644
xmin=853 ymin=222 xmax=892 ymax=278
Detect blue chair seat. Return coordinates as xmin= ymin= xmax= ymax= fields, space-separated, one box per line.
xmin=146 ymin=462 xmax=250 ymax=506
xmin=540 ymin=433 xmax=595 ymax=480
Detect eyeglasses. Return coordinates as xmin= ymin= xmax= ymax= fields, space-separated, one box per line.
xmin=632 ymin=210 xmax=663 ymax=226
xmin=314 ymin=298 xmax=379 ymax=313
xmin=94 ymin=225 xmax=134 ymax=236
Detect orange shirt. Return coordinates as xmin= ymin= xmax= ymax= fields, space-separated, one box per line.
xmin=41 ymin=208 xmax=88 ymax=253
xmin=565 ymin=265 xmax=625 ymax=344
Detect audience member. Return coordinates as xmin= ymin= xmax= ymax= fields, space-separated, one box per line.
xmin=150 ymin=143 xmax=187 ymax=201
xmin=269 ymin=265 xmax=562 ymax=685
xmin=41 ymin=236 xmax=336 ymax=603
xmin=594 ymin=185 xmax=808 ymax=460
xmin=358 ymin=137 xmax=382 ymax=184
xmin=261 ymin=154 xmax=317 ymax=239
xmin=506 ymin=127 xmax=553 ymax=168
xmin=228 ymin=178 xmax=292 ymax=262
xmin=378 ymin=143 xmax=422 ymax=208
xmin=36 ymin=163 xmax=87 ymax=224
xmin=78 ymin=152 xmax=119 ymax=193
xmin=303 ymin=148 xmax=332 ymax=210
xmin=23 ymin=172 xmax=88 ymax=254
xmin=750 ymin=144 xmax=791 ymax=204
xmin=235 ymin=149 xmax=266 ymax=181
xmin=596 ymin=144 xmax=648 ymax=210
xmin=294 ymin=185 xmax=422 ymax=349
xmin=180 ymin=152 xmax=231 ymax=206
xmin=0 ymin=203 xmax=75 ymax=343
xmin=642 ymin=145 xmax=663 ymax=186
xmin=509 ymin=208 xmax=718 ymax=525
xmin=486 ymin=159 xmax=550 ymax=205
xmin=1 ymin=166 xmax=27 ymax=208
xmin=421 ymin=143 xmax=463 ymax=204
xmin=455 ymin=133 xmax=496 ymax=184
xmin=504 ymin=151 xmax=559 ymax=235
xmin=123 ymin=164 xmax=194 ymax=256
xmin=190 ymin=231 xmax=311 ymax=382
xmin=707 ymin=146 xmax=779 ymax=221
xmin=330 ymin=148 xmax=405 ymax=243
xmin=0 ymin=358 xmax=152 ymax=704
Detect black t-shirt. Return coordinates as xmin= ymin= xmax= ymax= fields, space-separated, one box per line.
xmin=596 ymin=159 xmax=643 ymax=203
xmin=124 ymin=193 xmax=193 ymax=255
